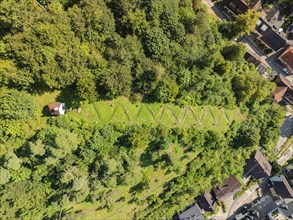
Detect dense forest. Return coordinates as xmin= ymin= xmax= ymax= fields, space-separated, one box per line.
xmin=0 ymin=0 xmax=284 ymax=219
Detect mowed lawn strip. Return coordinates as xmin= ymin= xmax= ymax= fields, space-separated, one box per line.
xmin=71 ymin=97 xmax=243 ymax=132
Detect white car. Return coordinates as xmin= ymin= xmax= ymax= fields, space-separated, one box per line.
xmin=282 ymin=68 xmax=289 ymax=74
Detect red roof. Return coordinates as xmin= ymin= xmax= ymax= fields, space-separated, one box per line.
xmin=279 ymin=46 xmax=293 ymax=73
xmin=275 ymin=75 xmax=293 ymax=90
xmin=272 ymin=86 xmax=288 ymax=103
xmin=48 ymin=102 xmax=62 ymax=111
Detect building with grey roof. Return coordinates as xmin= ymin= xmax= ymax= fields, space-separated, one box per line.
xmin=244 ymin=150 xmax=272 ymax=179
xmin=269 ymin=175 xmax=293 ymax=199
xmin=174 ymin=203 xmax=204 ymax=220
xmin=196 ymin=192 xmax=216 ymax=212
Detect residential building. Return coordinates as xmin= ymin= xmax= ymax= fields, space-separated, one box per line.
xmin=283 ymin=164 xmax=293 ymax=187
xmin=244 ymin=150 xmax=272 ymax=179
xmin=196 ymin=192 xmax=216 ymax=212
xmin=265 ymin=6 xmax=285 ymax=31
xmin=272 ymin=86 xmax=288 ymax=103
xmin=235 ymin=195 xmax=274 ymax=220
xmin=272 ymin=74 xmax=293 ymax=104
xmin=274 ymin=74 xmax=293 ymax=90
xmin=235 ymin=195 xmax=293 ymax=220
xmin=278 ymin=46 xmax=293 ymax=75
xmin=255 ymin=18 xmax=288 ymax=52
xmin=213 ymin=175 xmax=241 ymax=201
xmin=269 ymin=175 xmax=293 ymax=199
xmin=47 ymin=102 xmax=66 ymax=116
xmin=221 ymin=0 xmax=262 ymax=15
xmin=244 ymin=52 xmax=261 ymax=66
xmin=174 ymin=203 xmax=204 ymax=220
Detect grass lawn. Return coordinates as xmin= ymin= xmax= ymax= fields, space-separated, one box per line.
xmin=66 ymin=97 xmax=244 ymax=132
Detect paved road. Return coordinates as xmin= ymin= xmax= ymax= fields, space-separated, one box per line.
xmin=227 ymin=185 xmax=259 ymax=219
xmin=280 ymin=113 xmax=293 ymax=138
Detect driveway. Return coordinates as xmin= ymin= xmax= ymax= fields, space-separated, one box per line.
xmin=227 ymin=184 xmax=259 ymax=220
xmin=280 ymin=113 xmax=293 ymax=138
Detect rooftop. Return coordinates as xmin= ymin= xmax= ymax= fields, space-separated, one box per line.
xmin=254 ymin=150 xmax=272 ymax=175
xmin=270 ymin=175 xmax=293 ymax=199
xmin=175 ymin=203 xmax=204 ymax=220
xmin=274 ymin=74 xmax=293 ymax=90
xmin=255 ymin=18 xmax=288 ymax=51
xmin=213 ymin=175 xmax=241 ymax=200
xmin=47 ymin=102 xmax=66 ymax=116
xmin=265 ymin=7 xmax=284 ymax=31
xmin=197 ymin=192 xmax=216 ymax=212
xmin=272 ymin=86 xmax=288 ymax=103
xmin=279 ymin=46 xmax=293 ymax=74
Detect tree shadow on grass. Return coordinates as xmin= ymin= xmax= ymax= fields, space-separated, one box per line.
xmin=55 ymin=86 xmax=80 ymax=109
xmin=129 ymin=181 xmax=146 ymax=195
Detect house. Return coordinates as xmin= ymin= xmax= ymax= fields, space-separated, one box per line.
xmin=277 ymin=200 xmax=293 ymax=220
xmin=174 ymin=203 xmax=204 ymax=220
xmin=278 ymin=46 xmax=293 ymax=75
xmin=244 ymin=150 xmax=272 ymax=179
xmin=196 ymin=192 xmax=217 ymax=212
xmin=244 ymin=52 xmax=261 ymax=66
xmin=283 ymin=163 xmax=293 ymax=187
xmin=47 ymin=102 xmax=66 ymax=116
xmin=235 ymin=209 xmax=260 ymax=220
xmin=212 ymin=175 xmax=241 ymax=201
xmin=235 ymin=196 xmax=274 ymax=220
xmin=222 ymin=0 xmax=262 ymax=15
xmin=265 ymin=6 xmax=285 ymax=32
xmin=274 ymin=74 xmax=293 ymax=90
xmin=255 ymin=18 xmax=288 ymax=52
xmin=235 ymin=195 xmax=293 ymax=220
xmin=269 ymin=175 xmax=293 ymax=199
xmin=272 ymin=86 xmax=288 ymax=103
xmin=272 ymin=74 xmax=293 ymax=104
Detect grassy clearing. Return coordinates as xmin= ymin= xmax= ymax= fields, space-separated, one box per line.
xmin=33 ymin=94 xmax=243 ymax=132
xmin=67 ymin=97 xmax=244 ymax=132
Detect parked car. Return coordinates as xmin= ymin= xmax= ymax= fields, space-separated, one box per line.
xmin=282 ymin=68 xmax=289 ymax=74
